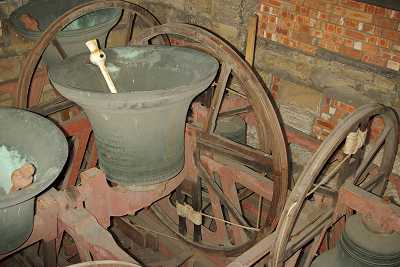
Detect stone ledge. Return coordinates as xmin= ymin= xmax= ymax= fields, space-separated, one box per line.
xmin=255 ymin=38 xmax=400 ymax=108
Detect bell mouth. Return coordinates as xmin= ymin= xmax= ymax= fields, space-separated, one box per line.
xmin=49 ymin=46 xmax=219 ymax=106
xmin=0 ymin=108 xmax=68 ymax=209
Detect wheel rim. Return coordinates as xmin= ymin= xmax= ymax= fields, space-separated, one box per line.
xmin=272 ymin=103 xmax=399 ymax=266
xmin=132 ymin=23 xmax=289 ymax=252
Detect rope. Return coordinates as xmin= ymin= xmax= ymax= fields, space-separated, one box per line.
xmin=176 ymin=202 xmax=260 ymax=232
xmin=306 ymin=153 xmax=351 ymax=197
xmin=122 ymin=219 xmax=180 ymax=241
xmin=343 ymin=129 xmax=367 ymax=155
xmin=307 ymin=129 xmax=366 ymax=197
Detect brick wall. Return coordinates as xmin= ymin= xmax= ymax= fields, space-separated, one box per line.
xmin=258 ymin=0 xmax=400 ymax=71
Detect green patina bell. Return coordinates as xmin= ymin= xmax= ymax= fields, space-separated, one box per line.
xmin=10 ymin=0 xmax=121 ymax=66
xmin=0 ymin=108 xmax=68 ymax=254
xmin=312 ymin=214 xmax=400 ymax=267
xmin=49 ymin=46 xmax=218 ymax=186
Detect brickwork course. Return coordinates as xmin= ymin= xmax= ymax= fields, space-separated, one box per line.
xmin=258 ymin=0 xmax=400 ymax=71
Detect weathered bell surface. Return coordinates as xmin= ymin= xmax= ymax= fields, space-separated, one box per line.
xmin=10 ymin=0 xmax=121 ymax=66
xmin=49 ymin=46 xmax=218 ymax=186
xmin=0 ymin=108 xmax=68 ymax=254
xmin=312 ymin=214 xmax=400 ymax=267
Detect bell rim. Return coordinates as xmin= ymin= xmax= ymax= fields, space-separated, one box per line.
xmin=48 ymin=46 xmax=219 ymax=103
xmin=0 ymin=108 xmax=68 ymax=209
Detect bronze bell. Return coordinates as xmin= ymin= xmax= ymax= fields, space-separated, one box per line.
xmin=312 ymin=214 xmax=400 ymax=267
xmin=0 ymin=108 xmax=68 ymax=254
xmin=9 ymin=0 xmax=121 ymax=66
xmin=50 ymin=46 xmax=218 ymax=186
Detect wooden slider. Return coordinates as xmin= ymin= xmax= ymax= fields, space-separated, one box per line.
xmin=245 ymin=14 xmax=258 ymax=66
xmin=10 ymin=163 xmax=35 ymax=192
xmin=85 ymin=39 xmax=118 ymax=94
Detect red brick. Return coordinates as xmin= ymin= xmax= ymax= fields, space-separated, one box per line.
xmin=329 ymin=14 xmax=343 ymax=25
xmin=374 ymin=6 xmax=386 ymax=16
xmin=278 ymin=34 xmax=290 ymax=46
xmin=343 ymin=38 xmax=354 ymax=47
xmin=297 ymin=24 xmax=311 ymax=33
xmin=276 ymin=26 xmax=289 ymax=35
xmin=392 ymin=52 xmax=400 ymax=63
xmin=335 ymin=25 xmax=345 ymax=34
xmin=366 ymin=35 xmax=378 ymax=45
xmin=296 ymin=15 xmax=316 ymax=26
xmin=336 ymin=101 xmax=355 ymax=113
xmin=374 ymin=16 xmax=399 ymax=30
xmin=315 ymin=118 xmax=335 ymax=130
xmin=281 ymin=18 xmax=295 ymax=28
xmin=340 ymin=0 xmax=365 ymax=11
xmin=362 ymin=43 xmax=378 ymax=54
xmin=263 ymin=21 xmax=277 ymax=33
xmin=281 ymin=10 xmax=295 ymax=20
xmin=390 ymin=10 xmax=400 ymax=20
xmin=344 ymin=18 xmax=359 ymax=29
xmin=311 ymin=29 xmax=323 ymax=38
xmin=382 ymin=29 xmax=400 ymax=42
xmin=344 ymin=29 xmax=366 ymax=41
xmin=364 ymin=4 xmax=375 ymax=14
xmin=361 ymin=54 xmax=387 ymax=67
xmin=333 ymin=6 xmax=346 ymax=16
xmin=263 ymin=0 xmax=282 ymax=6
xmin=286 ymin=0 xmax=305 ymax=4
xmin=379 ymin=50 xmax=392 ymax=60
xmin=344 ymin=9 xmax=373 ymax=23
xmin=296 ymin=5 xmax=310 ymax=16
xmin=310 ymin=8 xmax=329 ymax=20
xmin=325 ymin=22 xmax=336 ymax=32
xmin=263 ymin=32 xmax=273 ymax=39
xmin=269 ymin=15 xmax=278 ymax=23
xmin=340 ymin=45 xmax=362 ymax=59
xmin=320 ymin=39 xmax=340 ymax=52
xmin=376 ymin=38 xmax=391 ymax=49
xmin=265 ymin=4 xmax=280 ymax=15
xmin=304 ymin=0 xmax=331 ymax=11
xmin=324 ymin=32 xmax=345 ymax=45
xmin=362 ymin=23 xmax=375 ymax=34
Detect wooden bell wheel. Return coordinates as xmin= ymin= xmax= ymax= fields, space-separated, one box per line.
xmin=132 ymin=23 xmax=289 ymax=253
xmin=16 ymin=0 xmax=169 ymax=110
xmin=271 ymin=103 xmax=399 ymax=267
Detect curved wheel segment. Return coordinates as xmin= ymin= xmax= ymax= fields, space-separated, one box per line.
xmin=133 ymin=23 xmax=289 ymax=252
xmin=271 ymin=103 xmax=399 ymax=267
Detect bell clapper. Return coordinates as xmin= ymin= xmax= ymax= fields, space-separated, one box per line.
xmin=85 ymin=39 xmax=118 ymax=94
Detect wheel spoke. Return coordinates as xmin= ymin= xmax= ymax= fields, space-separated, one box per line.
xmin=192 ymin=176 xmax=202 ymax=242
xmin=124 ymin=11 xmax=137 ymax=46
xmin=353 ymin=126 xmax=391 ymax=184
xmin=176 ymin=184 xmax=187 ymax=236
xmin=206 ymin=183 xmax=229 ymax=244
xmin=204 ymin=63 xmax=232 ymax=134
xmin=198 ymin=132 xmax=272 ymax=169
xmin=51 ymin=38 xmax=67 ymax=60
xmin=206 ymin=155 xmax=274 ymax=201
xmin=220 ymin=175 xmax=249 ymax=244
